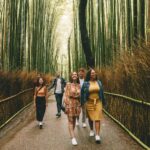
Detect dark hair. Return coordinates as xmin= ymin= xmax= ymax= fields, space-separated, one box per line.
xmin=85 ymin=69 xmax=98 ymax=82
xmin=36 ymin=77 xmax=46 ymax=87
xmin=69 ymin=72 xmax=80 ymax=84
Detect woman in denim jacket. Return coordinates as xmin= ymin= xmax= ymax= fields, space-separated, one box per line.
xmin=81 ymin=69 xmax=106 ymax=144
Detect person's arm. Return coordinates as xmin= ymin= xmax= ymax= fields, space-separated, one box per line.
xmin=33 ymin=87 xmax=37 ymax=108
xmin=99 ymin=81 xmax=106 ymax=106
xmin=45 ymin=86 xmax=48 ymax=106
xmin=64 ymin=83 xmax=70 ymax=105
xmin=80 ymin=82 xmax=86 ymax=106
xmin=47 ymin=79 xmax=55 ymax=91
xmin=63 ymin=78 xmax=66 ymax=87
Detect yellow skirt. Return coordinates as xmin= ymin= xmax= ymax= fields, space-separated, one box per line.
xmin=86 ymin=98 xmax=103 ymax=121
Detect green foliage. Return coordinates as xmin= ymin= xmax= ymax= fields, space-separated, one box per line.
xmin=74 ymin=0 xmax=149 ymax=68
xmin=0 ymin=0 xmax=64 ymax=74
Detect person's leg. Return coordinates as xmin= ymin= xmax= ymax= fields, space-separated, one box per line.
xmin=95 ymin=120 xmax=101 ymax=143
xmin=38 ymin=104 xmax=46 ymax=129
xmin=36 ymin=98 xmax=42 ymax=122
xmin=36 ymin=99 xmax=43 ymax=129
xmin=68 ymin=117 xmax=77 ymax=145
xmin=82 ymin=105 xmax=86 ymax=127
xmin=68 ymin=118 xmax=75 ymax=138
xmin=95 ymin=120 xmax=100 ymax=135
xmin=36 ymin=104 xmax=40 ymax=121
xmin=35 ymin=98 xmax=39 ymax=121
xmin=76 ymin=116 xmax=79 ymax=126
xmin=73 ymin=117 xmax=76 ymax=130
xmin=59 ymin=94 xmax=64 ymax=112
xmin=89 ymin=118 xmax=95 ymax=136
xmin=57 ymin=94 xmax=62 ymax=115
xmin=88 ymin=118 xmax=93 ymax=130
xmin=61 ymin=94 xmax=65 ymax=112
xmin=55 ymin=94 xmax=59 ymax=115
xmin=40 ymin=99 xmax=46 ymax=122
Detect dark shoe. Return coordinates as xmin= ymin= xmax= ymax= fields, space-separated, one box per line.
xmin=39 ymin=122 xmax=43 ymax=129
xmin=39 ymin=125 xmax=43 ymax=129
xmin=96 ymin=140 xmax=101 ymax=144
xmin=56 ymin=113 xmax=59 ymax=116
xmin=57 ymin=113 xmax=61 ymax=117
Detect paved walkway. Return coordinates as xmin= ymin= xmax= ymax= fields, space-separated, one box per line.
xmin=0 ymin=95 xmax=144 ymax=150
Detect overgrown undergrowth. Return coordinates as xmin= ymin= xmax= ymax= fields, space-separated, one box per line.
xmin=0 ymin=71 xmax=52 ymax=100
xmin=98 ymin=43 xmax=150 ymax=103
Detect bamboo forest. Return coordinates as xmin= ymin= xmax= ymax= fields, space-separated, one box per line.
xmin=0 ymin=0 xmax=150 ymax=149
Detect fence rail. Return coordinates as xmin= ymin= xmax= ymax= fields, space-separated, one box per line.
xmin=104 ymin=92 xmax=150 ymax=148
xmin=104 ymin=92 xmax=150 ymax=106
xmin=0 ymin=88 xmax=149 ymax=149
xmin=0 ymin=88 xmax=33 ymax=128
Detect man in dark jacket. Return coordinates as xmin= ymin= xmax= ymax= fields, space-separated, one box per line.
xmin=48 ymin=72 xmax=66 ymax=117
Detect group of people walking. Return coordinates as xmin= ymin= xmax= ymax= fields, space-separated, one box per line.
xmin=33 ymin=68 xmax=106 ymax=146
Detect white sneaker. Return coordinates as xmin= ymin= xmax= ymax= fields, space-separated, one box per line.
xmin=39 ymin=122 xmax=43 ymax=125
xmin=82 ymin=123 xmax=87 ymax=128
xmin=76 ymin=120 xmax=79 ymax=126
xmin=95 ymin=135 xmax=101 ymax=143
xmin=89 ymin=130 xmax=95 ymax=137
xmin=71 ymin=138 xmax=78 ymax=146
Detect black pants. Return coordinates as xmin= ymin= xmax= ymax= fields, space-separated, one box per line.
xmin=55 ymin=93 xmax=65 ymax=113
xmin=36 ymin=96 xmax=46 ymax=121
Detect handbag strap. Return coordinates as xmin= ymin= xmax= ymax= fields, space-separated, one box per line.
xmin=35 ymin=86 xmax=43 ymax=96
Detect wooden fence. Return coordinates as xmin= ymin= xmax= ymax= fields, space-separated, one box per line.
xmin=0 ymin=88 xmax=149 ymax=149
xmin=0 ymin=88 xmax=33 ymax=129
xmin=104 ymin=92 xmax=150 ymax=148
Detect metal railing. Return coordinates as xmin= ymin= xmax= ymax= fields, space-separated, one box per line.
xmin=0 ymin=88 xmax=33 ymax=129
xmin=104 ymin=92 xmax=150 ymax=149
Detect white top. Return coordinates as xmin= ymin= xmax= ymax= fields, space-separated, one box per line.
xmin=79 ymin=78 xmax=84 ymax=88
xmin=55 ymin=78 xmax=62 ymax=94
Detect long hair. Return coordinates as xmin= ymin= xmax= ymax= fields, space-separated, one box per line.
xmin=69 ymin=72 xmax=80 ymax=84
xmin=36 ymin=77 xmax=46 ymax=87
xmin=85 ymin=69 xmax=98 ymax=82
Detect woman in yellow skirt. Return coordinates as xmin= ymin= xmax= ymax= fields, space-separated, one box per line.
xmin=81 ymin=69 xmax=106 ymax=144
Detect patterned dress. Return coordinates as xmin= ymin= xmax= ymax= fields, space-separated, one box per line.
xmin=64 ymin=83 xmax=81 ymax=121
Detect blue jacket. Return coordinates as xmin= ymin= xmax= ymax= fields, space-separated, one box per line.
xmin=81 ymin=80 xmax=106 ymax=106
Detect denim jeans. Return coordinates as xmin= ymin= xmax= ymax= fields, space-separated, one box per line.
xmin=55 ymin=93 xmax=63 ymax=113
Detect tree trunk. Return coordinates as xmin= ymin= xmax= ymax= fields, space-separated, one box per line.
xmin=79 ymin=0 xmax=95 ymax=68
xmin=140 ymin=0 xmax=145 ymax=40
xmin=134 ymin=0 xmax=138 ymax=45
